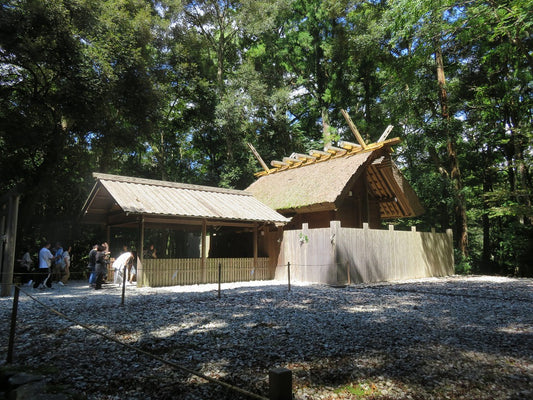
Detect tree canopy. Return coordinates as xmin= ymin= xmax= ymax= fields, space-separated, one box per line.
xmin=1 ymin=0 xmax=531 ymax=275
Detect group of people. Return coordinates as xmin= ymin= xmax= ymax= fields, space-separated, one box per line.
xmin=17 ymin=241 xmax=72 ymax=290
xmin=16 ymin=241 xmax=145 ymax=291
xmin=87 ymin=243 xmax=137 ymax=289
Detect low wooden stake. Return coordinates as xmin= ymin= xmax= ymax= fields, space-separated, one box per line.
xmin=269 ymin=367 xmax=292 ymax=400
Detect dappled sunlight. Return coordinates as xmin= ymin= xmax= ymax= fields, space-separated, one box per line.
xmin=192 ymin=320 xmax=229 ymax=334
xmin=342 ymin=305 xmax=385 ymax=313
xmin=497 ymin=324 xmax=532 ymax=334
xmin=3 ymin=277 xmax=531 ymax=400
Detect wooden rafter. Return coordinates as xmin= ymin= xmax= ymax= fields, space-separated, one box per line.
xmin=247 ymin=143 xmax=271 ymax=174
xmin=252 ymin=115 xmax=402 ymax=176
xmin=341 ymin=109 xmax=367 ymax=149
xmin=378 ymin=125 xmax=394 ymax=143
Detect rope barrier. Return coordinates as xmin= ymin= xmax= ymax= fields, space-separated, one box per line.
xmin=11 ymin=284 xmax=270 ymax=400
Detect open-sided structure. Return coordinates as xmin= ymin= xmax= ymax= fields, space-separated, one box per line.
xmin=81 ymin=173 xmax=289 ymax=286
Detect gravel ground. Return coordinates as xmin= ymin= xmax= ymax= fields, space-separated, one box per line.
xmin=1 ymin=275 xmax=532 ymax=400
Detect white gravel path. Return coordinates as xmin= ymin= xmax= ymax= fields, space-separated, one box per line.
xmin=1 ymin=275 xmax=532 ymax=399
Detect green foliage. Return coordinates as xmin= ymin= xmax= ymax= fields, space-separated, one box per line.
xmin=454 ymin=251 xmax=473 ymax=275
xmin=1 ymin=0 xmax=531 ymax=276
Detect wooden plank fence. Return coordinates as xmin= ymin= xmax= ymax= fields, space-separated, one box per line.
xmin=277 ymin=221 xmax=454 ymax=285
xmin=137 ymin=257 xmax=271 ymax=287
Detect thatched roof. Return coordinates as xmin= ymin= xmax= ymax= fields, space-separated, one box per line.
xmin=246 ymin=149 xmax=424 ymax=219
xmin=246 ymin=151 xmax=375 ymax=212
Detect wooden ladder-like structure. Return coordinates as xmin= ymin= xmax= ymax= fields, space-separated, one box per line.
xmin=249 ymin=109 xmax=400 ymax=177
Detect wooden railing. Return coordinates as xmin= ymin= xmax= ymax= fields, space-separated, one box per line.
xmin=138 ymin=257 xmax=271 ymax=287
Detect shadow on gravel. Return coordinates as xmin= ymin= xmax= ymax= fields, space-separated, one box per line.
xmin=2 ymin=277 xmax=532 ymax=399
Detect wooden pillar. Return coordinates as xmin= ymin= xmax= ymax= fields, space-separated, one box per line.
xmin=253 ymin=223 xmax=258 ymax=280
xmin=137 ymin=216 xmax=144 ymax=287
xmin=330 ymin=220 xmax=341 ymax=285
xmin=364 ymin=175 xmax=371 ymax=225
xmin=1 ymin=194 xmax=19 ymax=297
xmin=201 ymin=219 xmax=207 ymax=283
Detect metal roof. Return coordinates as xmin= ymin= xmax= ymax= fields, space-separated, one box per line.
xmin=81 ymin=173 xmax=290 ymax=225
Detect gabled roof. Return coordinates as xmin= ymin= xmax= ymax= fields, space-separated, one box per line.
xmin=246 ymin=150 xmax=376 ymax=212
xmin=81 ymin=173 xmax=289 ymax=226
xmin=367 ymin=157 xmax=425 ymax=218
xmin=246 ymin=149 xmax=424 ymax=219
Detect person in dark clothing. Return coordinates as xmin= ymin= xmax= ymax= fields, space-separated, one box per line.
xmin=94 ymin=243 xmax=110 ymax=290
xmin=88 ymin=244 xmax=98 ymax=287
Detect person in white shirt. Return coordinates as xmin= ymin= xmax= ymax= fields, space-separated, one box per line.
xmin=33 ymin=242 xmax=54 ymax=289
xmin=112 ymin=252 xmax=133 ymax=285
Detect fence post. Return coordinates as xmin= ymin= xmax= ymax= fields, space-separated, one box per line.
xmin=218 ymin=263 xmax=221 ymax=299
xmin=121 ymin=265 xmax=127 ymax=306
xmin=287 ymin=262 xmax=291 ymax=292
xmin=269 ymin=367 xmax=292 ymax=400
xmin=7 ymin=285 xmax=19 ymax=363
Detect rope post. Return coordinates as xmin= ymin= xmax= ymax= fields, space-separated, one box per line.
xmin=269 ymin=367 xmax=292 ymax=400
xmin=218 ymin=263 xmax=222 ymax=299
xmin=121 ymin=265 xmax=127 ymax=306
xmin=287 ymin=262 xmax=291 ymax=292
xmin=7 ymin=285 xmax=20 ymax=363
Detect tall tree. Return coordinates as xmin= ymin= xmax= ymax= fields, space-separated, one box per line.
xmin=382 ymin=0 xmax=469 ymax=257
xmin=0 ymin=0 xmax=160 ymax=241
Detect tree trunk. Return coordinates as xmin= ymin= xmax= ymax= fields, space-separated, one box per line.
xmin=481 ymin=148 xmax=493 ymax=272
xmin=435 ymin=45 xmax=468 ymax=257
xmin=322 ymin=107 xmax=331 ymax=150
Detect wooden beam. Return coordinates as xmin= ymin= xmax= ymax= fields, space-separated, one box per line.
xmin=325 ymin=145 xmax=347 ymax=157
xmin=282 ymin=156 xmax=302 ymax=165
xmin=292 ymin=153 xmax=316 ymax=162
xmin=271 ymin=160 xmax=289 ymax=168
xmin=338 ymin=140 xmax=362 ymax=152
xmin=247 ymin=143 xmax=271 ymax=174
xmin=378 ymin=125 xmax=394 ymax=142
xmin=137 ymin=216 xmax=144 ymax=287
xmin=253 ymin=222 xmax=258 ymax=280
xmin=309 ymin=149 xmax=331 ymax=160
xmin=341 ymin=109 xmax=367 ymax=149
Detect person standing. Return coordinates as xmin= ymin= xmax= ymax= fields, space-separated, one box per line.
xmin=33 ymin=242 xmax=54 ymax=289
xmin=144 ymin=244 xmax=157 ymax=259
xmin=59 ymin=245 xmax=72 ymax=286
xmin=17 ymin=247 xmax=34 ymax=285
xmin=94 ymin=244 xmax=109 ymax=290
xmin=88 ymin=244 xmax=98 ymax=287
xmin=52 ymin=242 xmax=64 ymax=284
xmin=112 ymin=252 xmax=133 ymax=285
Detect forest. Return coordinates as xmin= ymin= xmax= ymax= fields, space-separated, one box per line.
xmin=0 ymin=0 xmax=531 ymax=276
